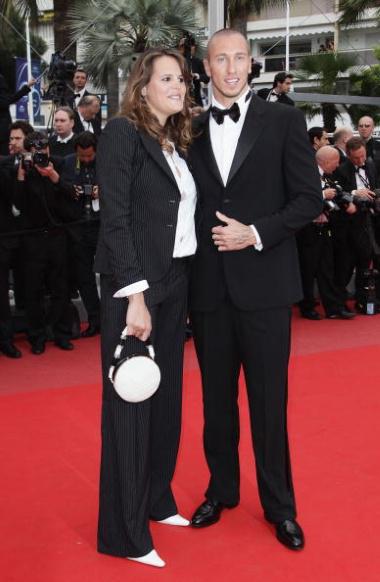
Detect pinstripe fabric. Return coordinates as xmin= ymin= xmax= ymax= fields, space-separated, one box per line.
xmin=94 ymin=117 xmax=184 ymax=290
xmin=95 ymin=116 xmax=193 ymax=557
xmin=98 ymin=262 xmax=189 ymax=557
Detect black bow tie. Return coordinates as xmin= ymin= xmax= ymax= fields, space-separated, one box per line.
xmin=210 ymin=102 xmax=240 ymax=125
xmin=74 ymin=93 xmax=81 ymax=98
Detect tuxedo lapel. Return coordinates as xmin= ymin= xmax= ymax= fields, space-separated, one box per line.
xmin=227 ymin=95 xmax=267 ymax=186
xmin=195 ymin=114 xmax=224 ymax=185
xmin=139 ymin=131 xmax=178 ymax=187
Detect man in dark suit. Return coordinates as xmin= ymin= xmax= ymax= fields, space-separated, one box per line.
xmin=73 ymin=95 xmax=102 ymax=136
xmin=333 ymin=136 xmax=379 ymax=310
xmin=357 ymin=115 xmax=380 ymax=175
xmin=188 ymin=29 xmax=323 ymax=551
xmin=178 ymin=36 xmax=209 ymax=107
xmin=257 ymin=71 xmax=294 ymax=106
xmin=333 ymin=127 xmax=353 ymax=165
xmin=0 ymin=73 xmax=35 ymax=154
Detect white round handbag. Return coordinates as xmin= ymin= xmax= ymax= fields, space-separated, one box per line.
xmin=108 ymin=326 xmax=161 ymax=403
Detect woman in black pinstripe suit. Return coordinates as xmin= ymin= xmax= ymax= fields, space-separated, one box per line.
xmin=94 ymin=48 xmax=197 ymax=568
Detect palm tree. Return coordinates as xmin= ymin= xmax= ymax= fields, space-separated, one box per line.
xmin=339 ymin=0 xmax=380 ymax=26
xmin=68 ymin=0 xmax=200 ymax=115
xmin=0 ymin=0 xmax=80 ymax=60
xmin=227 ymin=0 xmax=290 ymax=35
xmin=296 ymin=51 xmax=357 ymax=131
xmin=200 ymin=1 xmax=291 ymax=36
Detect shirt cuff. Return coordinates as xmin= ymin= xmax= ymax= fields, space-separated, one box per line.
xmin=113 ymin=280 xmax=149 ymax=298
xmin=250 ymin=224 xmax=263 ymax=251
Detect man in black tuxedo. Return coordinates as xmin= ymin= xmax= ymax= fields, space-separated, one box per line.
xmin=257 ymin=71 xmax=294 ymax=106
xmin=189 ymin=29 xmax=323 ymax=551
xmin=332 ymin=136 xmax=379 ymax=310
xmin=73 ymin=95 xmax=102 ymax=136
xmin=333 ymin=127 xmax=353 ymax=165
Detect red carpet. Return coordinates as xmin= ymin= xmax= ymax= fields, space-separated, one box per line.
xmin=1 ymin=313 xmax=380 ymax=582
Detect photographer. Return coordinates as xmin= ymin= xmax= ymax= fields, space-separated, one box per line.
xmin=0 ymin=121 xmax=33 ymax=358
xmin=13 ymin=131 xmax=74 ymax=354
xmin=58 ymin=131 xmax=100 ymax=337
xmin=178 ymin=35 xmax=209 ymax=107
xmin=297 ymin=146 xmax=355 ymax=319
xmin=333 ymin=136 xmax=380 ymax=312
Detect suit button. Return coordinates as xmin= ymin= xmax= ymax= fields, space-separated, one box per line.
xmin=166 ymin=224 xmax=174 ymax=228
xmin=169 ymin=199 xmax=176 ymax=204
xmin=223 ymin=198 xmax=231 ymax=204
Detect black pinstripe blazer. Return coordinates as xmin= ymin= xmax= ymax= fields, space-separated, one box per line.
xmin=94 ymin=117 xmax=185 ymax=290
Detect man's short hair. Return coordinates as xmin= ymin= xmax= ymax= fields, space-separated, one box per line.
xmin=73 ymin=131 xmax=97 ymax=151
xmin=333 ymin=127 xmax=352 ymax=144
xmin=273 ymin=72 xmax=293 ymax=88
xmin=346 ymin=136 xmax=366 ymax=154
xmin=78 ymin=95 xmax=100 ymax=108
xmin=9 ymin=121 xmax=34 ymax=136
xmin=308 ymin=126 xmax=325 ymax=145
xmin=54 ymin=106 xmax=75 ymax=121
xmin=74 ymin=67 xmax=88 ymax=78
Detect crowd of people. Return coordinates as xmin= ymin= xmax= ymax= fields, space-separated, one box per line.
xmin=0 ymin=70 xmax=102 ymax=358
xmin=1 ymin=28 xmax=380 ymax=569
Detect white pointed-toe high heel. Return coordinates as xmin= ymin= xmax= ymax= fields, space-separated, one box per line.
xmin=127 ymin=549 xmax=165 ymax=568
xmin=156 ymin=513 xmax=190 ymax=527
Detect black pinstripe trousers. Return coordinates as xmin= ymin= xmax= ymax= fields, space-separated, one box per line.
xmin=97 ymin=258 xmax=189 ymax=558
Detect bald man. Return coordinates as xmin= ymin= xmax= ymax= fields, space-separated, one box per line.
xmin=189 ymin=28 xmax=323 ymax=550
xmin=358 ymin=116 xmax=380 ymax=174
xmin=297 ymin=146 xmax=355 ymax=320
xmin=73 ymin=95 xmax=102 ymax=136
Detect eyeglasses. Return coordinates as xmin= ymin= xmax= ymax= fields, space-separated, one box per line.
xmin=358 ymin=124 xmax=371 ymax=128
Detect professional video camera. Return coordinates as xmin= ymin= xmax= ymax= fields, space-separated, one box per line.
xmin=73 ymin=166 xmax=97 ymax=219
xmin=23 ymin=135 xmax=50 ymax=169
xmin=44 ymin=51 xmax=76 ymax=105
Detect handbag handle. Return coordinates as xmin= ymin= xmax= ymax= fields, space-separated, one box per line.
xmin=118 ymin=326 xmax=155 ymax=359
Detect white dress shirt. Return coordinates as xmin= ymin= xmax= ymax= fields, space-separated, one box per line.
xmin=74 ymin=88 xmax=86 ymax=109
xmin=78 ymin=111 xmax=93 ymax=133
xmin=209 ymin=87 xmax=263 ymax=250
xmin=354 ymin=167 xmax=369 ymax=191
xmin=113 ymin=144 xmax=197 ymax=298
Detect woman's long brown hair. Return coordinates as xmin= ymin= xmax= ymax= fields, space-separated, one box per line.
xmin=119 ymin=48 xmax=193 ymax=153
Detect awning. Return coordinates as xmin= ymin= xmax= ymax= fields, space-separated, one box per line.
xmin=248 ymin=25 xmax=335 ymax=41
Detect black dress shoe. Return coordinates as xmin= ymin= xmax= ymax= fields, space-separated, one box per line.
xmin=327 ymin=309 xmax=355 ymax=320
xmin=55 ymin=338 xmax=74 ymax=351
xmin=275 ymin=519 xmax=305 ymax=550
xmin=80 ymin=323 xmax=100 ymax=338
xmin=191 ymin=499 xmax=227 ymax=528
xmin=300 ymin=309 xmax=322 ymax=320
xmin=31 ymin=339 xmax=46 ymax=355
xmin=0 ymin=341 xmax=22 ymax=358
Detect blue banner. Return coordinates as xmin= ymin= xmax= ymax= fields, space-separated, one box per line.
xmin=15 ymin=57 xmax=41 ymax=121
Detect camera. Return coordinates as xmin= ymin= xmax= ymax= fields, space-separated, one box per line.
xmin=23 ymin=135 xmax=50 ymax=168
xmin=44 ymin=51 xmax=76 ymax=105
xmin=362 ymin=268 xmax=379 ymax=315
xmin=83 ymin=183 xmax=94 ymax=216
xmin=353 ymin=188 xmax=380 ymax=213
xmin=323 ymin=179 xmax=353 ymax=213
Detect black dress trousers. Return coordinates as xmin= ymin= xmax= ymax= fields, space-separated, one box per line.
xmin=191 ymin=300 xmax=296 ymax=523
xmin=97 ymin=259 xmax=189 ymax=558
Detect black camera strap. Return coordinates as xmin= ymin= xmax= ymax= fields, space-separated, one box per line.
xmin=356 ymin=168 xmax=370 ymax=189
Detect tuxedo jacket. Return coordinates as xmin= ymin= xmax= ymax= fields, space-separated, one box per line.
xmin=189 ymin=94 xmax=323 ymax=311
xmin=257 ymin=87 xmax=294 ymax=107
xmin=333 ymin=158 xmax=378 ymax=193
xmin=94 ymin=117 xmax=187 ymax=290
xmin=73 ymin=111 xmax=102 ymax=137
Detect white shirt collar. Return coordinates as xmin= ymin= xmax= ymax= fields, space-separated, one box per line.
xmin=56 ymin=132 xmax=74 ymax=144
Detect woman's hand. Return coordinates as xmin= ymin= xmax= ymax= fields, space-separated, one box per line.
xmin=126 ymin=292 xmax=152 ymax=341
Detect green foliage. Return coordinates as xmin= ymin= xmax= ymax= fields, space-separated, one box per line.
xmin=347 ymin=62 xmax=380 ymax=125
xmin=339 ymin=0 xmax=380 ymax=26
xmin=68 ymin=0 xmax=200 ymax=88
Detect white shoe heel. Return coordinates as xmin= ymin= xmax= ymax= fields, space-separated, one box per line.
xmin=156 ymin=513 xmax=190 ymax=527
xmin=127 ymin=549 xmax=165 ymax=568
